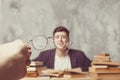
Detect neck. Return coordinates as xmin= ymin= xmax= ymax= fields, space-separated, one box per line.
xmin=56 ymin=48 xmax=67 ymax=57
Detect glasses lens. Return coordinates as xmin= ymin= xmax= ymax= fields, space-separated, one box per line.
xmin=32 ymin=35 xmax=47 ymax=50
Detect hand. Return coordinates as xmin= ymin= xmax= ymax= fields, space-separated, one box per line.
xmin=0 ymin=39 xmax=31 ymax=80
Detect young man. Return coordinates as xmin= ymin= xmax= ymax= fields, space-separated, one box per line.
xmin=0 ymin=40 xmax=31 ymax=80
xmin=33 ymin=26 xmax=91 ymax=73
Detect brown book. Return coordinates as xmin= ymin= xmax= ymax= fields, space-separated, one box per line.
xmin=98 ymin=53 xmax=110 ymax=56
xmin=93 ymin=55 xmax=110 ymax=61
xmin=92 ymin=61 xmax=120 ymax=67
xmin=89 ymin=72 xmax=120 ymax=79
xmin=26 ymin=66 xmax=47 ymax=77
xmin=93 ymin=59 xmax=110 ymax=62
xmin=89 ymin=67 xmax=120 ymax=73
xmin=91 ymin=65 xmax=108 ymax=68
xmin=25 ymin=71 xmax=39 ymax=77
xmin=41 ymin=70 xmax=64 ymax=77
xmin=30 ymin=61 xmax=43 ymax=67
xmin=94 ymin=56 xmax=110 ymax=59
xmin=25 ymin=67 xmax=38 ymax=77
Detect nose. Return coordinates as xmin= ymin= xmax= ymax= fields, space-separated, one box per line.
xmin=58 ymin=36 xmax=62 ymax=41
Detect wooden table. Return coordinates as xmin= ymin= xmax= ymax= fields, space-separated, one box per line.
xmin=21 ymin=76 xmax=96 ymax=80
xmin=21 ymin=72 xmax=96 ymax=80
xmin=20 ymin=66 xmax=97 ymax=80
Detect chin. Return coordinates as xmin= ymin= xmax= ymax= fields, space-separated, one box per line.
xmin=57 ymin=47 xmax=66 ymax=50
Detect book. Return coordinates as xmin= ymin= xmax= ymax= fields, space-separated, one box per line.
xmin=41 ymin=69 xmax=64 ymax=77
xmin=89 ymin=67 xmax=120 ymax=73
xmin=93 ymin=55 xmax=111 ymax=62
xmin=29 ymin=61 xmax=43 ymax=67
xmin=25 ymin=71 xmax=39 ymax=77
xmin=93 ymin=59 xmax=110 ymax=62
xmin=92 ymin=61 xmax=120 ymax=67
xmin=91 ymin=65 xmax=108 ymax=68
xmin=89 ymin=72 xmax=120 ymax=79
xmin=25 ymin=66 xmax=47 ymax=77
xmin=27 ymin=66 xmax=37 ymax=71
xmin=94 ymin=56 xmax=110 ymax=59
xmin=98 ymin=53 xmax=110 ymax=56
xmin=25 ymin=67 xmax=39 ymax=77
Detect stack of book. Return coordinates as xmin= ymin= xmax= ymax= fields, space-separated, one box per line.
xmin=25 ymin=61 xmax=46 ymax=77
xmin=93 ymin=53 xmax=110 ymax=62
xmin=89 ymin=53 xmax=120 ymax=80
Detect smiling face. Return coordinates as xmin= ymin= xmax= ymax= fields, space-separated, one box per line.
xmin=53 ymin=31 xmax=69 ymax=50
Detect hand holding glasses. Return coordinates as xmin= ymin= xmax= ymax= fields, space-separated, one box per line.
xmin=23 ymin=34 xmax=72 ymax=54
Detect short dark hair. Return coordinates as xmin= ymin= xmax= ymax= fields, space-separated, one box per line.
xmin=53 ymin=26 xmax=69 ymax=36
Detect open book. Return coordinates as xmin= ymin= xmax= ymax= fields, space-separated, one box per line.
xmin=40 ymin=69 xmax=88 ymax=77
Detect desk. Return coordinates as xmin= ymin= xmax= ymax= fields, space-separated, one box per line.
xmin=21 ymin=73 xmax=96 ymax=80
xmin=20 ymin=66 xmax=96 ymax=80
xmin=21 ymin=76 xmax=96 ymax=80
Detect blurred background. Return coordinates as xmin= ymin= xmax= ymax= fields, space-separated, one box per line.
xmin=0 ymin=0 xmax=120 ymax=62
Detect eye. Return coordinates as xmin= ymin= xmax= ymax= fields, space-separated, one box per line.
xmin=62 ymin=36 xmax=67 ymax=39
xmin=55 ymin=35 xmax=59 ymax=39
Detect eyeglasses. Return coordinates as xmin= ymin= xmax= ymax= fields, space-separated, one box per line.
xmin=27 ymin=35 xmax=52 ymax=50
xmin=20 ymin=34 xmax=72 ymax=52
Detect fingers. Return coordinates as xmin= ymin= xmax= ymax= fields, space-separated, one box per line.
xmin=19 ymin=42 xmax=32 ymax=66
xmin=25 ymin=45 xmax=32 ymax=66
xmin=15 ymin=40 xmax=32 ymax=66
xmin=26 ymin=59 xmax=31 ymax=65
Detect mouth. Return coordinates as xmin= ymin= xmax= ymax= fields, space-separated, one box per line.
xmin=56 ymin=42 xmax=67 ymax=49
xmin=57 ymin=42 xmax=64 ymax=46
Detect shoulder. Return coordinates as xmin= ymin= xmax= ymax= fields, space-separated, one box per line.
xmin=40 ymin=48 xmax=55 ymax=55
xmin=69 ymin=49 xmax=89 ymax=60
xmin=69 ymin=49 xmax=85 ymax=55
xmin=70 ymin=49 xmax=84 ymax=54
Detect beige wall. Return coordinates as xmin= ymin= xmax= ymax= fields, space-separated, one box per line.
xmin=0 ymin=0 xmax=120 ymax=62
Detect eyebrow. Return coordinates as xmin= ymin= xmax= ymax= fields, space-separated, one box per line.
xmin=54 ymin=35 xmax=67 ymax=36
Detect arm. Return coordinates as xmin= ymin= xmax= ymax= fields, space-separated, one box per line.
xmin=79 ymin=52 xmax=91 ymax=71
xmin=63 ymin=51 xmax=90 ymax=73
xmin=0 ymin=40 xmax=31 ymax=80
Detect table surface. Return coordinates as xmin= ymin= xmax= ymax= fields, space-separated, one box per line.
xmin=21 ymin=72 xmax=96 ymax=80
xmin=21 ymin=76 xmax=96 ymax=80
xmin=20 ymin=66 xmax=97 ymax=80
